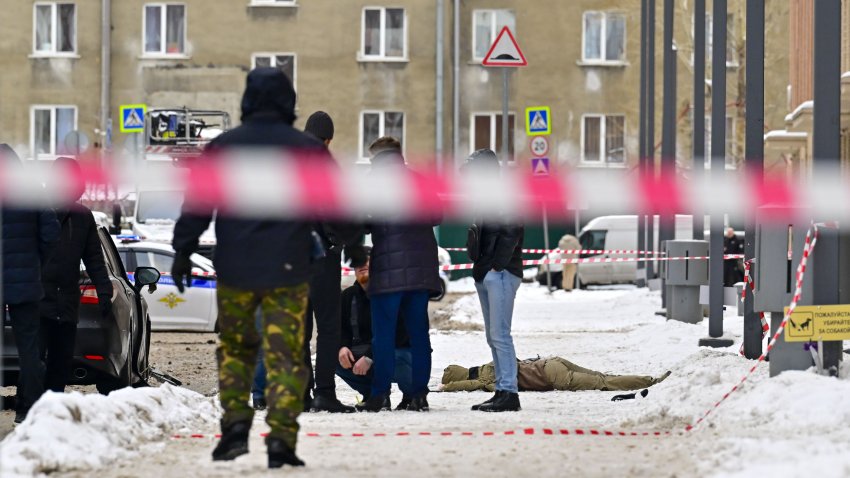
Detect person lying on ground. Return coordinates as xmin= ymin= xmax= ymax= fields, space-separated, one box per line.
xmin=439 ymin=357 xmax=671 ymax=393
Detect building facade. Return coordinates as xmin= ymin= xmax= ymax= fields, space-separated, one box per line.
xmin=0 ymin=0 xmax=789 ymax=177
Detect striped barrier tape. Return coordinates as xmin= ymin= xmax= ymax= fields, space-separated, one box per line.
xmin=738 ymin=259 xmax=770 ymax=356
xmin=171 ymin=427 xmax=676 ymax=440
xmin=443 ymin=248 xmax=667 ymax=255
xmin=684 ymin=223 xmax=819 ymax=432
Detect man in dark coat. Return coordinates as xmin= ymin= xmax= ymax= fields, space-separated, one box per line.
xmin=172 ymin=68 xmax=329 ymax=469
xmin=723 ymin=227 xmax=744 ymax=286
xmin=355 ymin=137 xmax=441 ymax=413
xmin=40 ymin=157 xmax=113 ymax=393
xmin=0 ymin=144 xmax=60 ymax=424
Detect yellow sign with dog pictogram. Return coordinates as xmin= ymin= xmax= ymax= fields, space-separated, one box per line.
xmin=783 ymin=305 xmax=850 ymax=342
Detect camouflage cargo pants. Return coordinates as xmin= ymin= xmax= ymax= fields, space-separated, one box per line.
xmin=217 ymin=282 xmax=309 ymax=448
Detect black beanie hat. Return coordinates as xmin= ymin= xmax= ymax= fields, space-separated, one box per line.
xmin=305 ymin=111 xmax=335 ymax=141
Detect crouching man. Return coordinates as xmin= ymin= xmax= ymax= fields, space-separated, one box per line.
xmin=337 ymin=246 xmax=414 ymax=410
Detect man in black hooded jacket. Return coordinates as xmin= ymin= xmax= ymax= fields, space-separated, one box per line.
xmin=172 ymin=68 xmax=328 ymax=469
xmin=40 ymin=157 xmax=113 ymax=394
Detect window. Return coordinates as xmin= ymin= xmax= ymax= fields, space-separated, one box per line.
xmin=251 ymin=53 xmax=296 ymax=89
xmin=360 ymin=111 xmax=405 ymax=160
xmin=470 ymin=113 xmax=515 ymax=160
xmin=579 ymin=230 xmax=606 ymax=258
xmin=704 ymin=115 xmax=737 ymax=168
xmin=361 ymin=7 xmax=406 ymax=60
xmin=31 ymin=105 xmax=77 ymax=159
xmin=581 ymin=114 xmax=626 ymax=165
xmin=144 ymin=4 xmax=186 ymax=56
xmin=135 ymin=252 xmax=175 ymax=273
xmin=705 ymin=13 xmax=737 ymax=66
xmin=472 ymin=10 xmax=515 ymax=61
xmin=33 ymin=3 xmax=76 ymax=55
xmin=582 ymin=11 xmax=626 ymax=63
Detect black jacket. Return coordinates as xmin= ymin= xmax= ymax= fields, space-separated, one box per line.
xmin=40 ymin=205 xmax=113 ymax=322
xmin=172 ymin=68 xmax=330 ymax=289
xmin=2 ymin=207 xmax=60 ymax=304
xmin=340 ymin=282 xmax=409 ymax=359
xmin=469 ymin=222 xmax=524 ymax=282
xmin=724 ymin=234 xmax=744 ymax=256
xmin=368 ymin=220 xmax=442 ymax=296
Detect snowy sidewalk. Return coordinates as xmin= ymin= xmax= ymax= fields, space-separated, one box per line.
xmin=3 ymin=284 xmax=850 ymax=477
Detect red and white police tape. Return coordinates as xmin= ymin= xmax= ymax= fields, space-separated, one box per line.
xmin=443 ymin=248 xmax=668 ymax=255
xmin=738 ymin=259 xmax=770 ymax=356
xmin=684 ymin=223 xmax=819 ymax=432
xmin=171 ymin=427 xmax=676 ymax=440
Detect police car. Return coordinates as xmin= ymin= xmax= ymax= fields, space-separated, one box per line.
xmin=115 ymin=237 xmax=219 ymax=332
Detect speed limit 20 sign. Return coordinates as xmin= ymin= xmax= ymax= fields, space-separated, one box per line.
xmin=529 ymin=136 xmax=549 ymax=157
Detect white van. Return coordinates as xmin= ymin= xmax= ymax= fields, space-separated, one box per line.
xmin=537 ymin=215 xmax=696 ymax=288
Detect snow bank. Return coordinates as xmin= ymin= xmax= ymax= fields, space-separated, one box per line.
xmin=0 ymin=384 xmax=219 ymax=477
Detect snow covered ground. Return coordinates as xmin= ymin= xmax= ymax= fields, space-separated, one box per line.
xmin=3 ymin=284 xmax=850 ymax=477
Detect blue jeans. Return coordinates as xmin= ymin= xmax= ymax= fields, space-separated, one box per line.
xmin=335 ymin=348 xmax=413 ymax=399
xmin=475 ymin=270 xmax=521 ymax=393
xmin=370 ymin=291 xmax=431 ymax=398
xmin=251 ymin=307 xmax=266 ymax=400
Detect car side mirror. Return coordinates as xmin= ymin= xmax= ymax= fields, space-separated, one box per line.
xmin=134 ymin=266 xmax=161 ymax=294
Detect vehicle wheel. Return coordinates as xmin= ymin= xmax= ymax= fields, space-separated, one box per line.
xmin=430 ymin=280 xmax=447 ymax=302
xmin=576 ymin=274 xmax=588 ymax=290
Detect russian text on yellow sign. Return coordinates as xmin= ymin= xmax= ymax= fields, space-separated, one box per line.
xmin=783 ymin=305 xmax=850 ymax=342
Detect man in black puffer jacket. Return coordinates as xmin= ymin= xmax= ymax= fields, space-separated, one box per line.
xmin=40 ymin=157 xmax=113 ymax=394
xmin=355 ymin=137 xmax=442 ymax=413
xmin=1 ymin=144 xmax=60 ymax=424
xmin=172 ymin=68 xmax=330 ymax=469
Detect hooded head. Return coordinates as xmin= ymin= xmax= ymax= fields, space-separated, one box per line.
xmin=304 ymin=111 xmax=335 ymax=143
xmin=54 ymin=156 xmax=85 ymax=201
xmin=441 ymin=365 xmax=470 ymax=384
xmin=462 ymin=148 xmax=499 ymax=173
xmin=240 ymin=67 xmax=297 ymax=124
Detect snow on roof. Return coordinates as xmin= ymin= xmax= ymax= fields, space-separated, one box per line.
xmin=785 ymin=100 xmax=814 ymax=123
xmin=763 ymin=130 xmax=808 ymax=141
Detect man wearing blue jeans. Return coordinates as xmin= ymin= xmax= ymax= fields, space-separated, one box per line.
xmin=464 ymin=148 xmax=525 ymax=412
xmin=354 ymin=137 xmax=442 ymax=413
xmin=336 ymin=246 xmax=414 ymax=408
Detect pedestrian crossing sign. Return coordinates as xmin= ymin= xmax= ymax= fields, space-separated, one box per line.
xmin=120 ymin=104 xmax=146 ymax=133
xmin=525 ymin=106 xmax=551 ymax=136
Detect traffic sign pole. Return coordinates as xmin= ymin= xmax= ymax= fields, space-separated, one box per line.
xmin=501 ymin=68 xmax=510 ymax=164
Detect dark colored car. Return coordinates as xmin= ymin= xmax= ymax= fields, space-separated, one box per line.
xmin=2 ymin=227 xmax=160 ymax=394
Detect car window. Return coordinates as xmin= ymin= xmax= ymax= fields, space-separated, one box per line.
xmin=135 ymin=251 xmax=173 ymax=272
xmin=98 ymin=229 xmax=126 ymax=278
xmin=579 ymin=230 xmax=606 ymax=258
xmin=118 ymin=251 xmax=131 ymax=269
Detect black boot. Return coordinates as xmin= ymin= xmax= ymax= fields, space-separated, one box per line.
xmin=408 ymin=394 xmax=429 ymax=412
xmin=395 ymin=395 xmax=412 ymax=411
xmin=302 ymin=392 xmax=313 ymax=412
xmin=310 ymin=394 xmax=355 ymax=413
xmin=478 ymin=391 xmax=520 ymax=412
xmin=212 ymin=421 xmax=251 ymax=461
xmin=252 ymin=396 xmax=267 ymax=411
xmin=471 ymin=391 xmax=500 ymax=411
xmin=355 ymin=394 xmax=390 ymax=412
xmin=267 ymin=437 xmax=305 ymax=468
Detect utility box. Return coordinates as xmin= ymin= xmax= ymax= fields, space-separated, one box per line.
xmin=754 ymin=207 xmax=816 ymax=376
xmin=665 ymin=240 xmax=709 ymax=324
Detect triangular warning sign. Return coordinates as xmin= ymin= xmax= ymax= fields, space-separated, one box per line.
xmin=482 ymin=26 xmax=527 ymax=67
xmin=124 ymin=109 xmax=144 ymax=128
xmin=530 ymin=112 xmax=547 ymax=131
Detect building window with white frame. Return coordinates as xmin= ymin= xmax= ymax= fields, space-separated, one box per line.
xmin=33 ymin=3 xmax=76 ymax=55
xmin=472 ymin=9 xmax=515 ymax=61
xmin=582 ymin=114 xmax=626 ymax=165
xmin=582 ymin=11 xmax=626 ymax=64
xmin=31 ymin=105 xmax=77 ymax=159
xmin=705 ymin=13 xmax=738 ymax=66
xmin=144 ymin=3 xmax=186 ymax=56
xmin=361 ymin=7 xmax=406 ymax=60
xmin=361 ymin=111 xmax=404 ymax=160
xmin=251 ymin=53 xmax=296 ymax=88
xmin=471 ymin=113 xmax=515 ymax=160
xmin=704 ymin=115 xmax=737 ymax=168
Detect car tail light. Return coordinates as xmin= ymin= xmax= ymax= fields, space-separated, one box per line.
xmin=84 ymin=355 xmax=105 ymax=361
xmin=80 ymin=286 xmax=99 ymax=304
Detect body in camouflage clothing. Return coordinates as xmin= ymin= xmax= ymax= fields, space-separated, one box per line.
xmin=217 ymin=283 xmax=309 ymax=449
